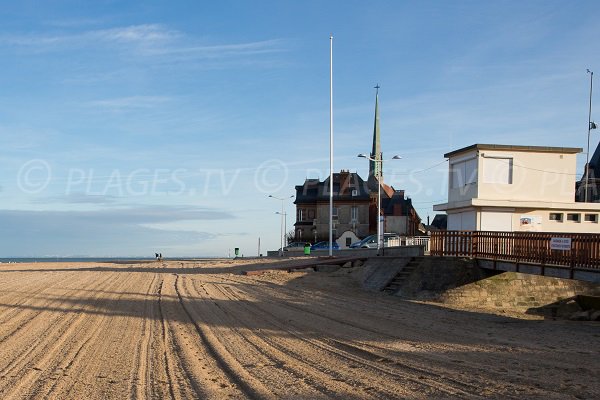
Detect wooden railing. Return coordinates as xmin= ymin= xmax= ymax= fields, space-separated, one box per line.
xmin=430 ymin=231 xmax=600 ymax=270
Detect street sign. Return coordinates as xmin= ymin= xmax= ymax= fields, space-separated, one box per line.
xmin=550 ymin=237 xmax=571 ymax=251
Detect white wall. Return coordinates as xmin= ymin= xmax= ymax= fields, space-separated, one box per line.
xmin=447 ymin=211 xmax=477 ymax=230
xmin=480 ymin=211 xmax=513 ymax=231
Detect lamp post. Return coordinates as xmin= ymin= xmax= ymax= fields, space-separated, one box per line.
xmin=269 ymin=194 xmax=294 ymax=256
xmin=275 ymin=211 xmax=288 ymax=249
xmin=329 ymin=35 xmax=334 ymax=257
xmin=358 ymin=153 xmax=401 ymax=255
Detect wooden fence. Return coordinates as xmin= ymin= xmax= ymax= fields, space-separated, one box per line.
xmin=430 ymin=231 xmax=600 ymax=270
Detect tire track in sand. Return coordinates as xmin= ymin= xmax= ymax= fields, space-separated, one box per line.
xmin=0 ymin=271 xmax=124 ymax=399
xmin=172 ymin=274 xmax=272 ymax=400
xmin=157 ymin=277 xmax=178 ymax=400
xmin=182 ymin=277 xmax=353 ymax=399
xmin=209 ymin=276 xmax=489 ymax=399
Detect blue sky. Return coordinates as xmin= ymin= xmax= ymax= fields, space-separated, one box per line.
xmin=1 ymin=1 xmax=599 ymax=257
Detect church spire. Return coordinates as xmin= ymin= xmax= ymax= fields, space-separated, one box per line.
xmin=369 ymin=84 xmax=382 ymax=180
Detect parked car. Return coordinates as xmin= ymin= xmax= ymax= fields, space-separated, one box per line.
xmin=350 ymin=233 xmax=399 ymax=248
xmin=282 ymin=242 xmax=309 ymax=252
xmin=349 ymin=234 xmax=375 ymax=248
xmin=310 ymin=241 xmax=340 ymax=251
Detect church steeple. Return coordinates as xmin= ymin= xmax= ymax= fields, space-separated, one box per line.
xmin=369 ymin=85 xmax=382 ymax=181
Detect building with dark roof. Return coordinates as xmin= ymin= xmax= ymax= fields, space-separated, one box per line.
xmin=294 ymin=170 xmax=370 ymax=243
xmin=293 ymin=170 xmax=422 ymax=243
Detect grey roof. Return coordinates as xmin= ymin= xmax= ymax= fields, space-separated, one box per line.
xmin=444 ymin=143 xmax=582 ymax=158
xmin=294 ymin=172 xmax=370 ymax=203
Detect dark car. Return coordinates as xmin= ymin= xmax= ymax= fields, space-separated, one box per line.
xmin=310 ymin=241 xmax=340 ymax=251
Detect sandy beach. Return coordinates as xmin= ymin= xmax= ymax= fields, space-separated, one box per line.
xmin=0 ymin=258 xmax=598 ymax=399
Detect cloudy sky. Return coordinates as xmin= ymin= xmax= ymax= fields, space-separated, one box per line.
xmin=1 ymin=1 xmax=599 ymax=257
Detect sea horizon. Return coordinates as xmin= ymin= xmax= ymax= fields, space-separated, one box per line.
xmin=0 ymin=256 xmax=227 ymax=263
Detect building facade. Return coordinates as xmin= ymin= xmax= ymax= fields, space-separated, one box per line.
xmin=434 ymin=144 xmax=600 ymax=232
xmin=294 ymin=171 xmax=371 ymax=243
xmin=294 ymin=171 xmax=422 ymax=242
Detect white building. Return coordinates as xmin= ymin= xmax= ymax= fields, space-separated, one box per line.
xmin=433 ymin=144 xmax=600 ymax=232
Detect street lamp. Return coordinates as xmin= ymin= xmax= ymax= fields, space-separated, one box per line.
xmin=358 ymin=153 xmax=401 ymax=255
xmin=275 ymin=211 xmax=288 ymax=249
xmin=269 ymin=194 xmax=294 ymax=256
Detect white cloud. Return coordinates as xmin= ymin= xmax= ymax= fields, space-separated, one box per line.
xmin=89 ymin=24 xmax=179 ymax=44
xmin=87 ymin=96 xmax=173 ymax=110
xmin=0 ymin=24 xmax=285 ymax=65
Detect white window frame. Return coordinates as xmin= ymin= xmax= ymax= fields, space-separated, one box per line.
xmin=351 ymin=206 xmax=358 ymax=222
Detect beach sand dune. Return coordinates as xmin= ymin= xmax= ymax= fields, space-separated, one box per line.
xmin=0 ymin=259 xmax=597 ymax=399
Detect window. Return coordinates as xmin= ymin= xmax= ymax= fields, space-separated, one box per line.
xmin=567 ymin=213 xmax=581 ymax=222
xmin=351 ymin=206 xmax=358 ymax=222
xmin=549 ymin=213 xmax=563 ymax=222
xmin=585 ymin=213 xmax=598 ymax=223
xmin=450 ymin=158 xmax=478 ymax=188
xmin=482 ymin=157 xmax=513 ymax=184
xmin=297 ymin=208 xmax=304 ymax=221
xmin=296 ymin=229 xmax=302 ymax=239
xmin=332 ymin=207 xmax=338 ymax=218
xmin=308 ymin=209 xmax=315 ymax=219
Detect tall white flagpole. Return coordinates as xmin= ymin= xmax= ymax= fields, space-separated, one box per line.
xmin=585 ymin=69 xmax=594 ymax=202
xmin=329 ymin=35 xmax=334 ymax=257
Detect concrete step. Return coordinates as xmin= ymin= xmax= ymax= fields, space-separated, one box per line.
xmin=381 ymin=257 xmax=424 ymax=294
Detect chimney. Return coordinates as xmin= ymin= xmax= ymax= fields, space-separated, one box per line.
xmin=339 ymin=169 xmax=351 ymax=194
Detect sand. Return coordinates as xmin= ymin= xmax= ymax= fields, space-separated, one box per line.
xmin=0 ymin=258 xmax=598 ymax=399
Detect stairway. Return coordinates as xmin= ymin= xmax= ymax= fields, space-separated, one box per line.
xmin=382 ymin=257 xmax=422 ymax=294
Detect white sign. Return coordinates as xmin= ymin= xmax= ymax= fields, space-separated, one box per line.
xmin=550 ymin=237 xmax=571 ymax=251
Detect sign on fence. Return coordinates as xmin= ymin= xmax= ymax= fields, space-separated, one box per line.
xmin=550 ymin=237 xmax=572 ymax=251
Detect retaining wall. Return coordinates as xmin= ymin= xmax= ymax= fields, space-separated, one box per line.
xmin=395 ymin=256 xmax=600 ymax=312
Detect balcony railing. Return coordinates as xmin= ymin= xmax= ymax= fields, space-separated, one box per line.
xmin=430 ymin=230 xmax=600 ymax=270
